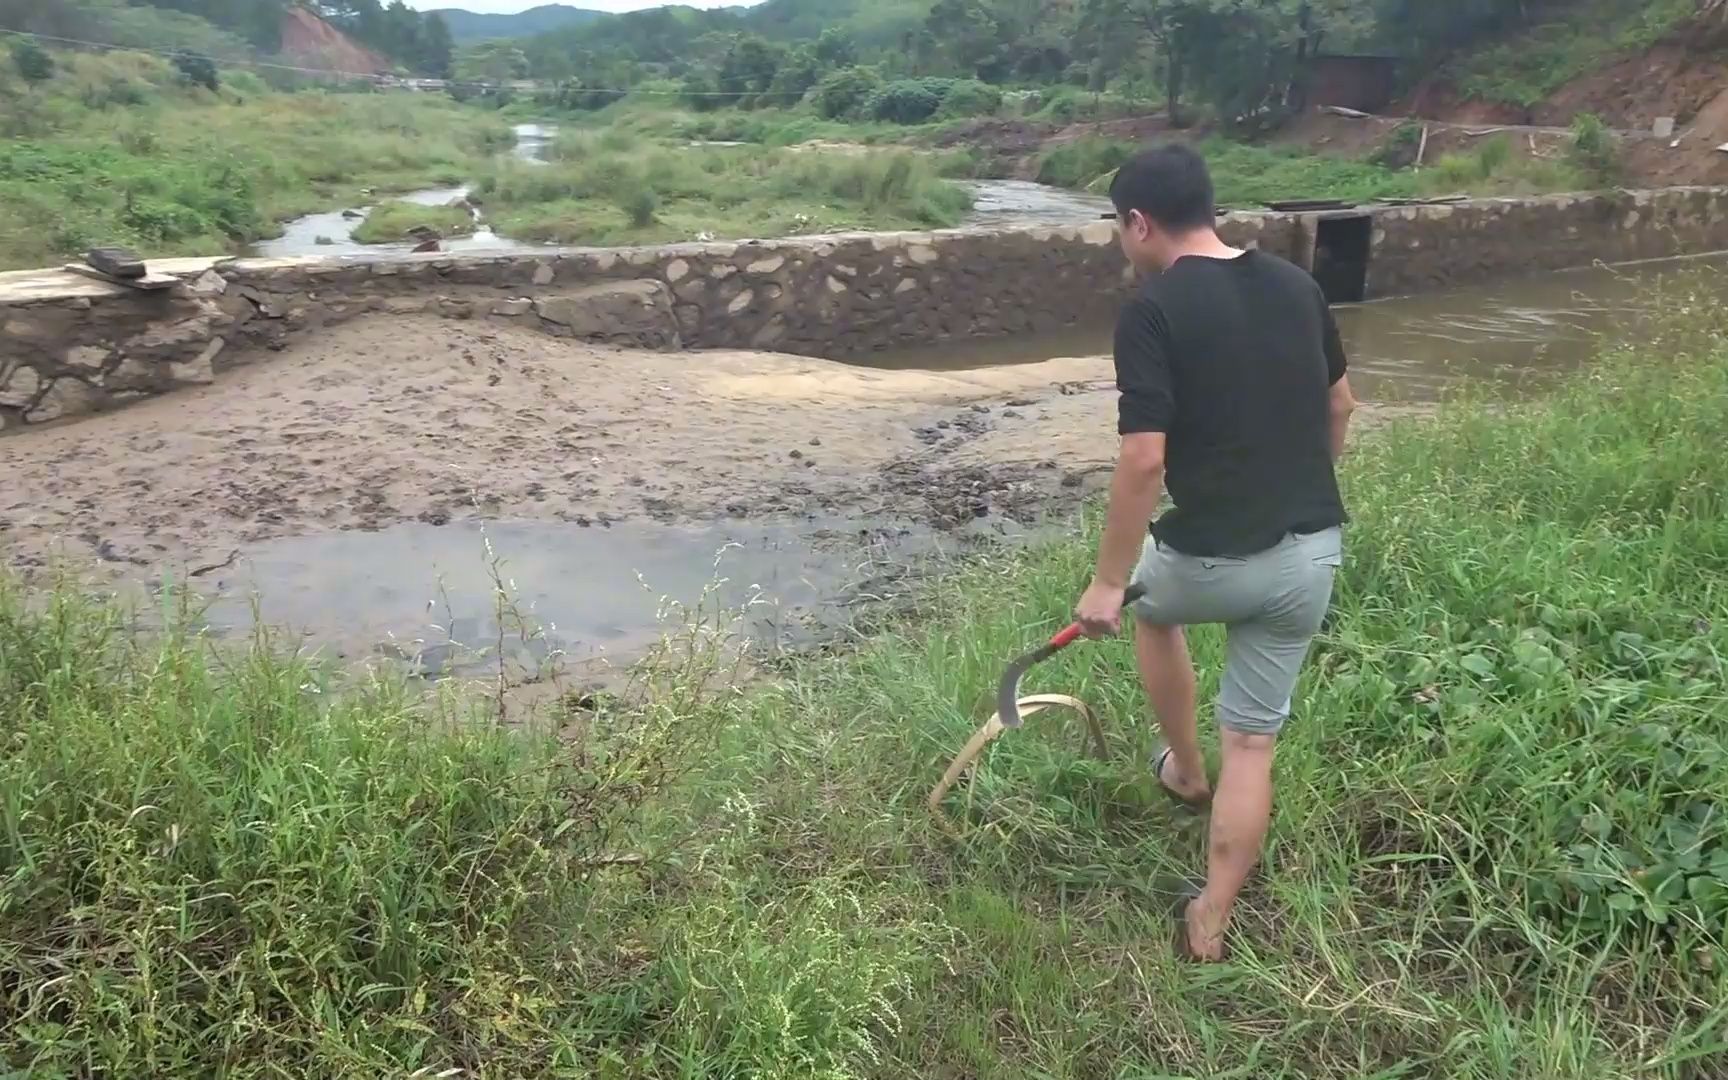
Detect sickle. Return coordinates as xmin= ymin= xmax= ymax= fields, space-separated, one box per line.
xmin=996 ymin=583 xmax=1146 ymax=729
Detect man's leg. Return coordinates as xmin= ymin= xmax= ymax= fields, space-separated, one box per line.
xmin=1134 ymin=618 xmax=1210 ymax=802
xmin=1185 ymin=728 xmax=1275 ymax=960
xmin=1183 ymin=530 xmax=1339 ymax=960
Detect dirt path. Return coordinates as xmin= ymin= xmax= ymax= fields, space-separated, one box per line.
xmin=1 ymin=315 xmax=1126 ymax=577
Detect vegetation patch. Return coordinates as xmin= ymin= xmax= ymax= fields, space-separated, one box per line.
xmin=477 ymin=143 xmax=973 ymax=246
xmin=350 ymin=201 xmax=478 ymax=244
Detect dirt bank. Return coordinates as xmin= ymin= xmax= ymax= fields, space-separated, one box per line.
xmin=1 ymin=315 xmax=1130 ymax=577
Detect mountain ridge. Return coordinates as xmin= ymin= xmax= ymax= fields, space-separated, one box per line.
xmin=429 ymin=4 xmax=607 ymax=42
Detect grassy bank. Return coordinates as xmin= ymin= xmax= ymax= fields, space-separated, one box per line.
xmin=6 ymin=295 xmax=1728 ymax=1075
xmin=351 ymin=201 xmax=478 ymax=244
xmin=477 ymin=135 xmax=974 ymax=246
xmin=0 ymin=50 xmax=511 ymax=270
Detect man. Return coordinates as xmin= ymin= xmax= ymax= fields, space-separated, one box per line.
xmin=1073 ymin=144 xmax=1357 ymax=962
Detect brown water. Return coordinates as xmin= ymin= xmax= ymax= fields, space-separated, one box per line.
xmin=193 ymin=252 xmax=1723 ymax=681
xmin=864 ymin=254 xmax=1726 ymax=404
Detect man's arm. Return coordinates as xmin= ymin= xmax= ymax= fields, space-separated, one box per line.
xmin=1093 ymin=434 xmax=1167 ymax=588
xmin=1075 ymin=297 xmax=1172 ymax=638
xmin=1322 ymin=297 xmax=1355 ymax=459
xmin=1329 ymin=374 xmax=1357 ymax=460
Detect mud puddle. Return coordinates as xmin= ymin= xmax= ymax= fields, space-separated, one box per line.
xmin=193 ymin=514 xmax=1030 ymax=682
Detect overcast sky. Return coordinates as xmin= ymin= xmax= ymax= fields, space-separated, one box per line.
xmin=403 ymin=1 xmax=760 ymax=12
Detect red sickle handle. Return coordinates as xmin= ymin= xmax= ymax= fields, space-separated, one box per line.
xmin=1046 ymin=583 xmax=1148 ymax=650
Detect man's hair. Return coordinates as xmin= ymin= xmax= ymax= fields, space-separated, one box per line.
xmin=1109 ymin=143 xmax=1216 ymax=232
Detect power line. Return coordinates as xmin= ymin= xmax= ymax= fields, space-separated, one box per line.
xmin=0 ymin=25 xmax=798 ymax=98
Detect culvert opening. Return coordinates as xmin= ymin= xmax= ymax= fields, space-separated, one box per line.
xmin=1312 ymin=213 xmax=1373 ymax=303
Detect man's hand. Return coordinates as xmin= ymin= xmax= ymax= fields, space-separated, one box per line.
xmin=1076 ymin=579 xmax=1129 ymax=639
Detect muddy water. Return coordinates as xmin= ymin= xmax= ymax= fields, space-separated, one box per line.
xmin=200 ymin=517 xmax=1015 ymax=680
xmin=865 ymin=255 xmax=1724 ymax=404
xmin=960 ymin=180 xmax=1113 ymax=227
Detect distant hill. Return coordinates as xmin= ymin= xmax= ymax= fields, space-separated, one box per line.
xmin=430 ymin=5 xmax=606 ymax=42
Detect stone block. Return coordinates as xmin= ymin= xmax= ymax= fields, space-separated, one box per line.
xmin=532 ymin=262 xmax=556 ymax=286
xmin=26 ymin=377 xmax=99 ymax=423
xmin=746 ymin=255 xmax=785 ymax=274
xmin=534 ymin=280 xmax=679 ymax=349
xmin=0 ymin=364 xmax=42 ymax=408
xmin=64 ymin=345 xmax=112 ymax=372
xmin=491 ymin=298 xmax=534 ymax=317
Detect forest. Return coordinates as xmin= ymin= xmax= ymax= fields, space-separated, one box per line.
xmin=507 ymin=0 xmax=1671 ymax=125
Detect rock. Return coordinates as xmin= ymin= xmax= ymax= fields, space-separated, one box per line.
xmin=383 ymin=297 xmax=428 ymax=315
xmin=746 ymin=255 xmax=785 ymax=274
xmin=895 ymin=278 xmax=918 ymax=294
xmin=534 ymin=280 xmax=680 ymax=349
xmin=825 ymin=276 xmax=847 ymax=294
xmin=342 ymin=209 xmax=363 ymax=220
xmin=187 ymin=269 xmax=227 ymax=296
xmin=412 ymin=238 xmax=442 ymax=253
xmin=170 ymin=339 xmax=221 ymax=385
xmin=0 ymin=365 xmax=43 ymax=408
xmin=532 ymin=262 xmax=555 ymax=286
xmin=406 ymin=224 xmax=442 ymax=241
xmin=129 ymin=313 xmax=216 ymax=356
xmin=907 ymin=244 xmax=939 ymax=265
xmin=63 ymin=345 xmax=111 ymax=372
xmin=26 ymin=377 xmax=100 ymax=422
xmin=674 ymin=303 xmax=704 ymax=336
xmin=3 ymin=309 xmax=77 ymax=345
xmin=727 ymin=289 xmax=755 ymax=314
xmin=710 ymin=264 xmax=739 ymax=280
xmin=85 ymin=247 xmax=145 ymax=279
xmin=438 ymin=298 xmax=475 ymax=319
xmin=665 ymin=259 xmax=691 ymax=283
xmin=491 ymin=298 xmax=533 ymax=317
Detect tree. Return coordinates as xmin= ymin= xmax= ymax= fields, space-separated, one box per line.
xmin=455 ymin=40 xmax=529 ymax=84
xmin=814 ymin=27 xmax=858 ymax=68
xmin=924 ymin=0 xmax=1001 ymax=78
xmin=419 ymin=12 xmax=453 ymax=78
xmin=715 ymin=34 xmax=785 ymax=103
xmin=9 ymin=38 xmax=54 ymax=84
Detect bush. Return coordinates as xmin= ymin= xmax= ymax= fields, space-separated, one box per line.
xmin=866 ymin=79 xmax=944 ymax=125
xmin=620 ymin=185 xmax=659 ymax=227
xmin=812 ymin=66 xmax=882 ymax=121
xmin=1034 ymin=136 xmax=1136 ymax=190
xmin=172 ymin=54 xmax=219 ymax=92
xmin=1570 ymin=112 xmax=1621 ymax=185
xmin=935 ymin=79 xmax=1002 ymax=121
xmin=1369 ymin=122 xmax=1425 ymax=170
xmin=11 ymin=39 xmax=54 ymax=84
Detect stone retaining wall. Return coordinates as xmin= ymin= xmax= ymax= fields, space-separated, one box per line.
xmin=4 ymin=186 xmax=1726 ymax=432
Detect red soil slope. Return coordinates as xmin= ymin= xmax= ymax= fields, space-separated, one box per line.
xmin=278 ymin=6 xmax=392 ymax=77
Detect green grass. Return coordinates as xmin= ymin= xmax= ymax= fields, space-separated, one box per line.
xmin=1035 ymin=136 xmax=1420 ymax=205
xmin=476 ymin=143 xmax=974 ymax=245
xmin=0 ymin=48 xmax=512 ymax=270
xmin=350 ymin=200 xmax=478 ymax=244
xmin=6 ymin=283 xmax=1728 ymax=1075
xmin=1453 ymin=0 xmax=1697 ymax=108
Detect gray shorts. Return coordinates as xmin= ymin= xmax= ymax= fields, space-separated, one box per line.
xmin=1130 ymin=527 xmax=1342 ymax=736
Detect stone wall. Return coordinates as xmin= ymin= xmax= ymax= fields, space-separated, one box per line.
xmin=4 ymin=186 xmax=1727 ymax=432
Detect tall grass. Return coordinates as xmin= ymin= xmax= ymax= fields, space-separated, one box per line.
xmin=5 ymin=285 xmax=1728 ymax=1075
xmin=476 ymin=143 xmax=973 ymax=245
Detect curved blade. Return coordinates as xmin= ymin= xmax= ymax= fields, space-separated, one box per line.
xmin=997 ymin=643 xmax=1057 ymax=729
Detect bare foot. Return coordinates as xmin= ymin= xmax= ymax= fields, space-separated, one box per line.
xmin=1183 ymin=896 xmax=1229 ymax=962
xmin=1156 ymin=748 xmax=1212 ymax=806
